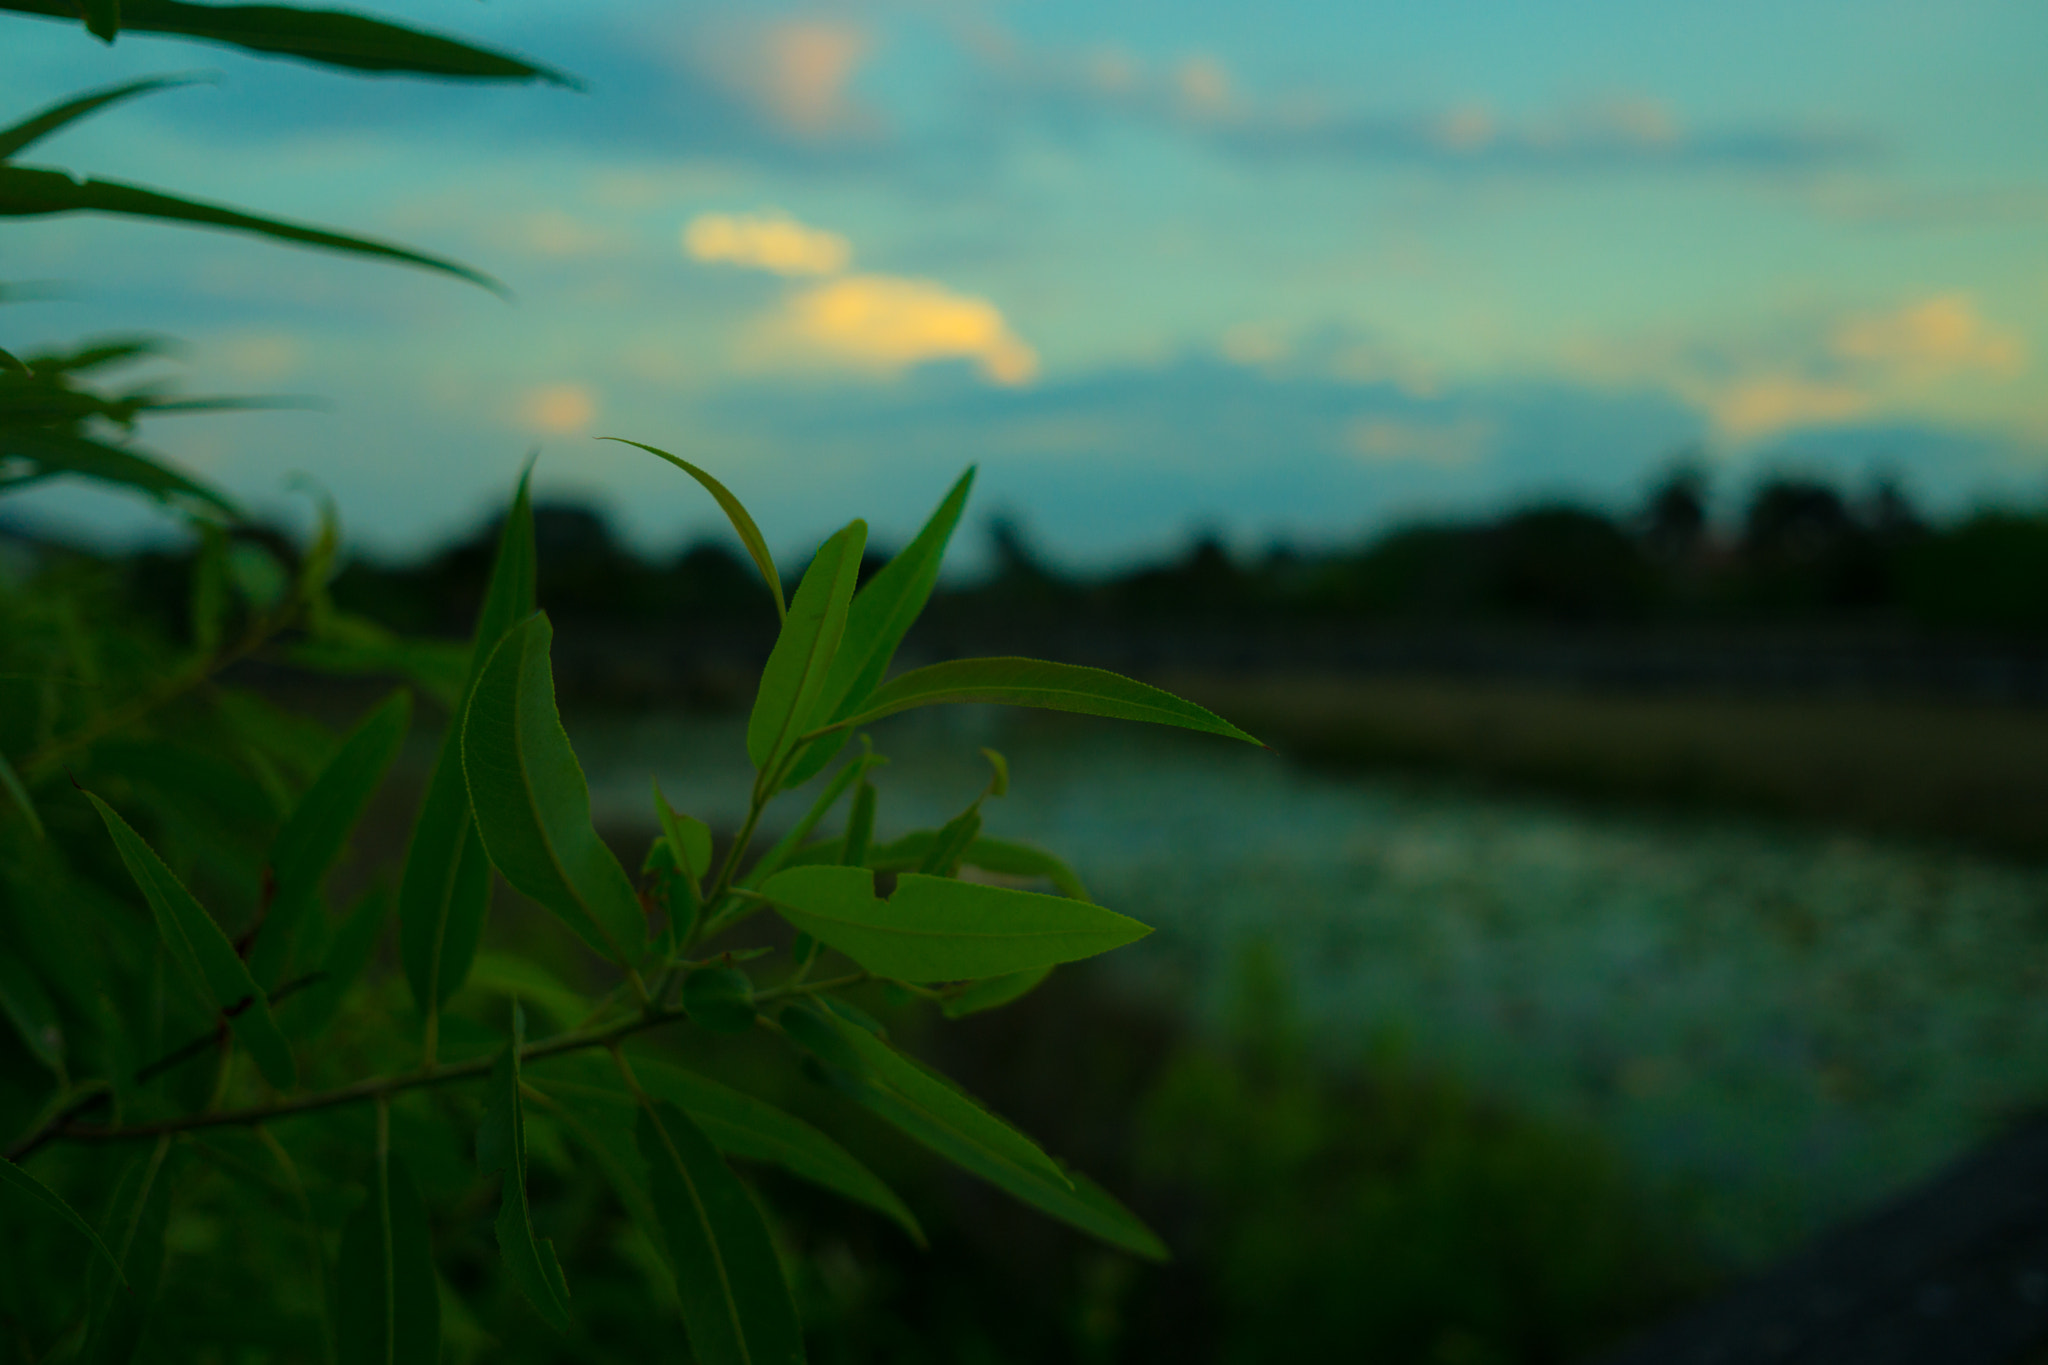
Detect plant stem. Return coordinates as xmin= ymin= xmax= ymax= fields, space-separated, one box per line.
xmin=8 ymin=973 xmax=863 ymax=1157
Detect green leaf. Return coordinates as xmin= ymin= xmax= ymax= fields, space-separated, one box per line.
xmin=748 ymin=520 xmax=866 ymax=775
xmin=823 ymin=657 xmax=1264 ymax=747
xmin=400 ymin=469 xmax=533 ymax=1013
xmin=738 ymin=752 xmax=883 ymax=891
xmin=0 ymin=919 xmax=63 ymax=1070
xmin=80 ymin=1141 xmax=173 ymax=1365
xmin=603 ymin=439 xmax=784 ymax=620
xmin=635 ymin=1098 xmax=806 ymax=1365
xmin=0 ymin=77 xmax=208 ymax=162
xmin=1 ymin=1156 xmax=128 ymax=1282
xmin=841 ymin=777 xmax=875 ymax=867
xmin=0 ymin=0 xmax=578 ymax=82
xmin=283 ymin=887 xmax=388 ymax=1039
xmin=250 ymin=689 xmax=409 ymax=988
xmin=462 ymin=613 xmax=644 ymax=963
xmin=0 ymin=344 xmax=26 ymax=374
xmin=0 ymin=164 xmax=505 ymax=295
xmin=0 ymin=745 xmax=43 ymax=838
xmin=961 ymin=836 xmax=1090 ymax=900
xmin=779 ymin=469 xmax=975 ymax=786
xmin=942 ymin=965 xmax=1052 ymax=1019
xmin=652 ymin=779 xmax=713 ymax=913
xmin=782 ymin=1006 xmax=1164 ymax=1260
xmin=463 ymin=953 xmax=589 ymax=1033
xmin=0 ymin=424 xmax=239 ymax=512
xmin=478 ymin=1004 xmax=572 ymax=1329
xmin=337 ymin=1150 xmax=440 ymax=1365
xmin=85 ymin=792 xmax=297 ymax=1089
xmin=916 ymin=806 xmax=981 ymax=877
xmin=529 ymin=1052 xmax=921 ymax=1245
xmin=82 ymin=0 xmax=119 ymax=41
xmin=761 ymin=865 xmax=1149 ymax=983
xmin=979 ymin=747 xmax=1009 ymax=798
xmin=682 ymin=968 xmax=755 ymax=1034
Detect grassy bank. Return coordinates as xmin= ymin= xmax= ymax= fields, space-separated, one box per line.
xmin=1163 ymin=671 xmax=2048 ymax=861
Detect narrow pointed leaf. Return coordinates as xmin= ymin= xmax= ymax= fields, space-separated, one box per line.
xmin=748 ymin=520 xmax=866 ymax=773
xmin=400 ymin=470 xmax=533 ymax=1012
xmin=337 ymin=1153 xmax=439 ymax=1365
xmin=958 ymin=836 xmax=1090 ymax=900
xmin=915 ymin=806 xmax=981 ymax=876
xmin=0 ymin=1156 xmax=127 ymax=1281
xmin=652 ymin=779 xmax=712 ymax=913
xmin=85 ymin=793 xmax=297 ymax=1089
xmin=825 ymin=657 xmax=1263 ymax=746
xmin=250 ymin=689 xmax=409 ymax=987
xmin=0 ymin=924 xmax=63 ymax=1070
xmin=603 ymin=439 xmax=783 ymax=619
xmin=0 ymin=747 xmax=43 ymax=838
xmin=528 ymin=1052 xmax=921 ymax=1243
xmin=762 ymin=865 xmax=1148 ymax=983
xmin=0 ymin=165 xmax=505 ymax=294
xmin=0 ymin=425 xmax=238 ymax=512
xmin=81 ymin=1143 xmax=173 ymax=1365
xmin=463 ymin=953 xmax=589 ymax=1032
xmin=635 ymin=1098 xmax=805 ymax=1365
xmin=780 ymin=468 xmax=974 ymax=786
xmin=682 ymin=968 xmax=755 ymax=1034
xmin=478 ymin=1004 xmax=572 ymax=1329
xmin=783 ymin=1006 xmax=1164 ymax=1259
xmin=0 ymin=0 xmax=577 ymax=82
xmin=462 ymin=613 xmax=644 ymax=963
xmin=841 ymin=778 xmax=875 ymax=867
xmin=0 ymin=77 xmax=207 ymax=161
xmin=942 ymin=965 xmax=1052 ymax=1019
xmin=284 ymin=887 xmax=388 ymax=1039
xmin=738 ymin=752 xmax=882 ymax=891
xmin=0 ymin=345 xmax=26 ymax=374
xmin=82 ymin=0 xmax=119 ymax=40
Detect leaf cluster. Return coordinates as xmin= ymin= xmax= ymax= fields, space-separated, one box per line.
xmin=1 ymin=444 xmax=1259 ymax=1360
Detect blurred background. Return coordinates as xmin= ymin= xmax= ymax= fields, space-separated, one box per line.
xmin=10 ymin=1 xmax=2048 ymax=1360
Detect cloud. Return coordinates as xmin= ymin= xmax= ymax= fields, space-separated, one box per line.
xmin=1571 ymin=292 xmax=2028 ymax=443
xmin=1830 ymin=293 xmax=2025 ymax=381
xmin=954 ymin=26 xmax=1873 ymax=175
xmin=697 ymin=18 xmax=877 ymax=141
xmin=1346 ymin=415 xmax=1495 ymax=467
xmin=684 ymin=210 xmax=852 ymax=276
xmin=518 ymin=384 xmax=597 ymax=434
xmin=749 ymin=274 xmax=1039 ymax=386
xmin=501 ymin=211 xmax=627 ymax=259
xmin=1705 ymin=375 xmax=1870 ymax=443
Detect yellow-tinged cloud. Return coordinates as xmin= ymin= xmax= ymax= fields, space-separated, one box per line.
xmin=685 ymin=210 xmax=851 ymax=276
xmin=752 ymin=274 xmax=1039 ymax=386
xmin=701 ymin=19 xmax=875 ymax=139
xmin=1345 ymin=415 xmax=1494 ymax=466
xmin=518 ymin=384 xmax=597 ymax=434
xmin=1705 ymin=376 xmax=1869 ymax=443
xmin=1830 ymin=293 xmax=2025 ymax=380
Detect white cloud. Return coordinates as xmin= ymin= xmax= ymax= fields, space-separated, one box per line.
xmin=684 ymin=210 xmax=851 ymax=276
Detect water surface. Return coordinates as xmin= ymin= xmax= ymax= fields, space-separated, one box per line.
xmin=579 ymin=707 xmax=2048 ymax=1263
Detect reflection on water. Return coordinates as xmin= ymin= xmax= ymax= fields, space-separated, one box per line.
xmin=577 ymin=706 xmax=2048 ymax=1265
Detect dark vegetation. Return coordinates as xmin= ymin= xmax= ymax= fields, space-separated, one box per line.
xmin=298 ymin=463 xmax=2048 ymax=657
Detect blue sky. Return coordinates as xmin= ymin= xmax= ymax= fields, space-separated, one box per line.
xmin=7 ymin=0 xmax=2046 ymax=569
